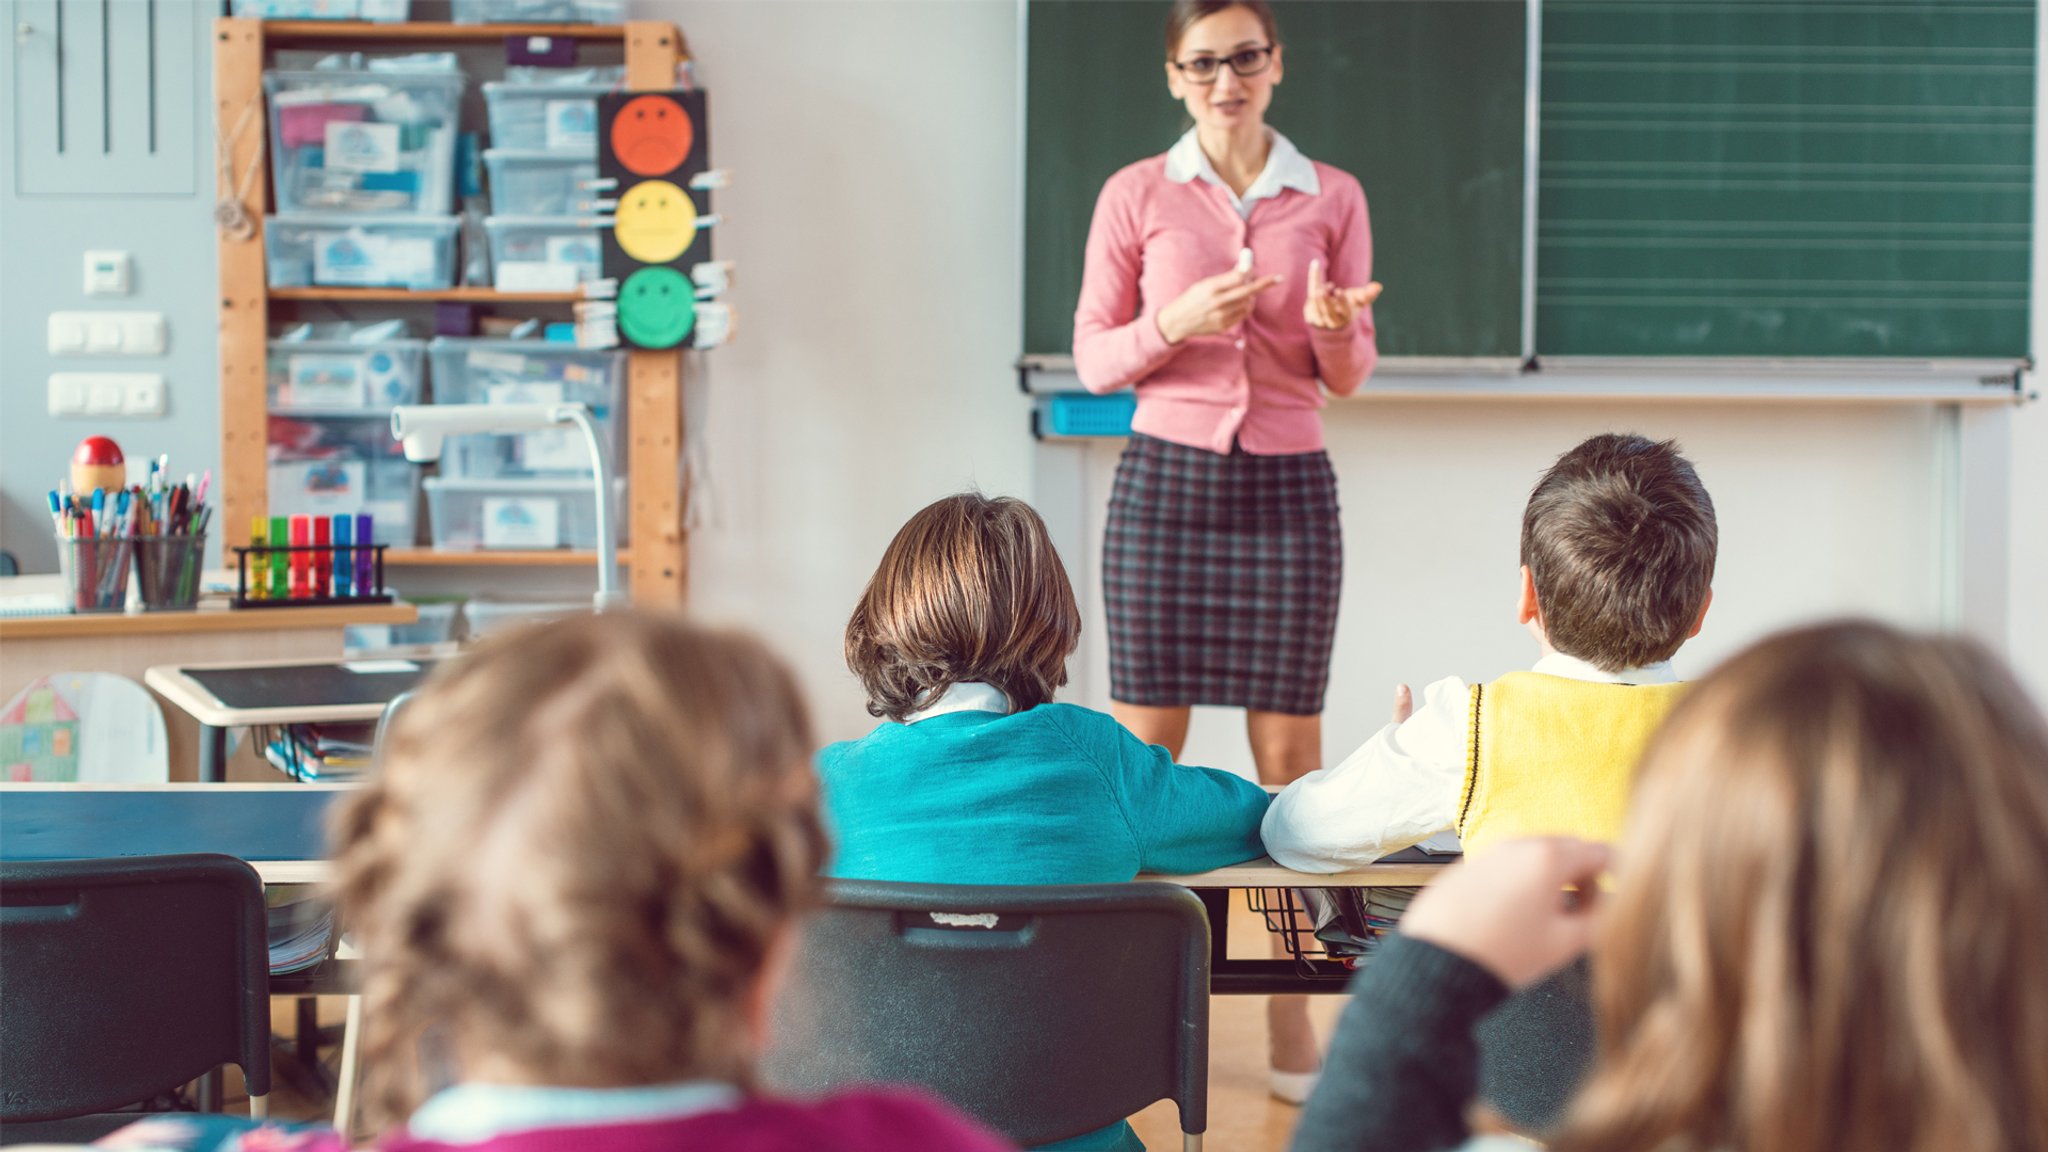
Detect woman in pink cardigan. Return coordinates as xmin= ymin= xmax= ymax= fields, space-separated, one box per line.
xmin=1072 ymin=0 xmax=1380 ymax=1103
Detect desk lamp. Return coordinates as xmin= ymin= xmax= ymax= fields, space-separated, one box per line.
xmin=390 ymin=403 xmax=627 ymax=613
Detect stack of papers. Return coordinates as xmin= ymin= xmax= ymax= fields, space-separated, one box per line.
xmin=265 ymin=720 xmax=377 ymax=781
xmin=266 ymin=888 xmax=336 ymax=975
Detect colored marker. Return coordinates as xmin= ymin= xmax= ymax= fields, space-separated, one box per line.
xmin=333 ymin=515 xmax=353 ymax=598
xmin=289 ymin=515 xmax=311 ymax=599
xmin=312 ymin=517 xmax=332 ymax=598
xmin=354 ymin=515 xmax=375 ymax=595
xmin=269 ymin=517 xmax=289 ymax=600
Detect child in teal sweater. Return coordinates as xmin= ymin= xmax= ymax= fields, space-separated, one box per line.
xmin=818 ymin=493 xmax=1271 ymax=1151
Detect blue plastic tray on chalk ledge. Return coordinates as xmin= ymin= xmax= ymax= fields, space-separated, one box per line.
xmin=1035 ymin=392 xmax=1137 ymax=439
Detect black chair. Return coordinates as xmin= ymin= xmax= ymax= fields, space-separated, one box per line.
xmin=763 ymin=879 xmax=1211 ymax=1151
xmin=0 ymin=854 xmax=271 ymax=1138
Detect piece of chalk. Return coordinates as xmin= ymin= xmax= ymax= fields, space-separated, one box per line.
xmin=1236 ymin=247 xmax=1254 ymax=275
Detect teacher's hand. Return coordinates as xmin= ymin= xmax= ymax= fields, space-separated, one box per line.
xmin=1304 ymin=258 xmax=1381 ymax=330
xmin=1157 ymin=268 xmax=1284 ymax=346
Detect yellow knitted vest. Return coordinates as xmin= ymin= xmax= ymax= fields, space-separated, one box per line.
xmin=1456 ymin=672 xmax=1687 ymax=857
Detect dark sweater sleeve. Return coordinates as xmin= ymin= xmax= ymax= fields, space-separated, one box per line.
xmin=1288 ymin=934 xmax=1511 ymax=1152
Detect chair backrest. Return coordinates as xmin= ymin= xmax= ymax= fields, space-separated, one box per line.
xmin=762 ymin=879 xmax=1210 ymax=1144
xmin=1 ymin=673 xmax=168 ymax=783
xmin=0 ymin=854 xmax=272 ymax=1121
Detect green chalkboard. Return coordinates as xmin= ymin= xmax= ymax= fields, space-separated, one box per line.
xmin=1538 ymin=0 xmax=2035 ymax=358
xmin=1023 ymin=0 xmax=1527 ymax=361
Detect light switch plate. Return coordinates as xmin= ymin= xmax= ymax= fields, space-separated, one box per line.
xmin=48 ymin=311 xmax=168 ymax=357
xmin=48 ymin=373 xmax=165 ymax=418
xmin=84 ymin=250 xmax=132 ymax=296
xmin=47 ymin=314 xmax=86 ymax=354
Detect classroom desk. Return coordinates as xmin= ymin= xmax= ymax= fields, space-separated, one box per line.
xmin=0 ymin=783 xmax=1446 ymax=996
xmin=1 ymin=576 xmax=415 ymax=782
xmin=144 ymin=656 xmax=440 ymax=783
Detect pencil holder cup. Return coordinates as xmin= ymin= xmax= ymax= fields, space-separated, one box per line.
xmin=133 ymin=534 xmax=208 ymax=612
xmin=58 ymin=536 xmax=133 ymax=614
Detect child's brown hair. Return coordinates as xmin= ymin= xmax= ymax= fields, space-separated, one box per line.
xmin=1521 ymin=433 xmax=1717 ymax=671
xmin=845 ymin=493 xmax=1081 ymax=722
xmin=330 ymin=613 xmax=828 ymax=1130
xmin=1557 ymin=620 xmax=2048 ymax=1152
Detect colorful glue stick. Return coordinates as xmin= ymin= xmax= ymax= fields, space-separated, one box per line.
xmin=269 ymin=517 xmax=289 ymax=600
xmin=354 ymin=514 xmax=375 ymax=595
xmin=289 ymin=515 xmax=311 ymax=599
xmin=312 ymin=517 xmax=332 ymax=598
xmin=333 ymin=515 xmax=353 ymax=598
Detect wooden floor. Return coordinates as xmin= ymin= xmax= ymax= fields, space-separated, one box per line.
xmin=252 ymin=904 xmax=1346 ymax=1152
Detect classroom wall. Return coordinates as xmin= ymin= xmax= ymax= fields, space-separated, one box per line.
xmin=644 ymin=0 xmax=1032 ymax=739
xmin=642 ymin=0 xmax=2048 ymax=761
xmin=0 ymin=7 xmax=221 ymax=574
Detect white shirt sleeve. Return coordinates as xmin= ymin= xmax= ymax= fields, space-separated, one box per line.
xmin=1261 ymin=675 xmax=1472 ymax=872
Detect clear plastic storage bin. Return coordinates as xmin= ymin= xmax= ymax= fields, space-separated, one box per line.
xmin=426 ymin=338 xmax=625 ymax=478
xmin=482 ymin=82 xmax=613 ymax=153
xmin=265 ymin=69 xmax=464 ymax=215
xmin=484 ymin=217 xmax=604 ymax=290
xmin=483 ymin=149 xmax=600 ymax=216
xmin=233 ymin=0 xmax=408 ymax=20
xmin=266 ymin=214 xmax=459 ymax=290
xmin=346 ymin=600 xmax=460 ymax=654
xmin=424 ymin=477 xmax=621 ymax=552
xmin=270 ymin=456 xmax=420 ymax=547
xmin=464 ymin=598 xmax=586 ymax=638
xmin=454 ymin=0 xmax=624 ymax=26
xmin=268 ymin=338 xmax=426 ymax=411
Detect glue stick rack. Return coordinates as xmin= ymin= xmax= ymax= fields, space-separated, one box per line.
xmin=231 ymin=543 xmax=393 ymax=610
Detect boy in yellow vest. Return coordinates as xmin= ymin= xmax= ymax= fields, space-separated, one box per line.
xmin=1261 ymin=432 xmax=1715 ymax=1132
xmin=1263 ymin=432 xmax=1715 ymax=869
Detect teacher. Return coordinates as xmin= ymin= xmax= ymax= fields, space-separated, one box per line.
xmin=1072 ymin=0 xmax=1380 ymax=1101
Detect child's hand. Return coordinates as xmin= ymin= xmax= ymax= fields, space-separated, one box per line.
xmin=1398 ymin=837 xmax=1609 ymax=988
xmin=1392 ymin=684 xmax=1413 ymax=724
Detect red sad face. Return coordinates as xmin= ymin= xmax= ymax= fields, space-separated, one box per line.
xmin=611 ymin=95 xmax=694 ymax=177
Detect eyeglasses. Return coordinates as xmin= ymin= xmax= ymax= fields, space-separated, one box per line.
xmin=1171 ymin=45 xmax=1274 ymax=84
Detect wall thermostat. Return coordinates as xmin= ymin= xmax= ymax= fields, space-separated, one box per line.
xmin=83 ymin=250 xmax=132 ymax=296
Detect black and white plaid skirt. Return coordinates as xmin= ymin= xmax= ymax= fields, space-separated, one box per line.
xmin=1103 ymin=433 xmax=1342 ymax=716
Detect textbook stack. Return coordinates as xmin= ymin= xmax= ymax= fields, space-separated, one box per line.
xmin=264 ymin=721 xmax=376 ymax=782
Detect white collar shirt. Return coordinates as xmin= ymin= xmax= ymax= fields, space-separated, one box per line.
xmin=902 ymin=681 xmax=1011 ymax=724
xmin=1262 ymin=650 xmax=1678 ymax=872
xmin=1164 ymin=127 xmax=1321 ymax=218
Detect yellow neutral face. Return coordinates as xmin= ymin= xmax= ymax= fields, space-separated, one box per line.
xmin=613 ymin=180 xmax=697 ymax=264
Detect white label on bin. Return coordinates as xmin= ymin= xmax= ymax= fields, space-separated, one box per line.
xmin=544 ymin=233 xmax=602 ymax=271
xmin=545 ymin=99 xmax=598 ymax=151
xmin=468 ymin=350 xmax=530 ymax=379
xmin=270 ymin=459 xmax=368 ymax=516
xmin=287 ymin=354 xmax=368 ymax=408
xmin=482 ymin=496 xmax=561 ymax=549
xmin=325 ymin=120 xmax=401 ymax=174
xmin=316 ymin=231 xmax=434 ymax=289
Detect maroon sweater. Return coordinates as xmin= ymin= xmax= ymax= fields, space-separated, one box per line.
xmin=377 ymin=1091 xmax=1014 ymax=1152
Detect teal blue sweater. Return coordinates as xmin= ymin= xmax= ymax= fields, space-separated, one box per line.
xmin=818 ymin=702 xmax=1271 ymax=884
xmin=817 ymin=701 xmax=1270 ymax=1152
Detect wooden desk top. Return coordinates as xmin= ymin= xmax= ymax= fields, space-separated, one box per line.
xmin=1 ymin=599 xmax=416 ymax=640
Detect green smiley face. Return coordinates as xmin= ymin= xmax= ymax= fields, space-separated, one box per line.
xmin=617 ymin=266 xmax=697 ymax=349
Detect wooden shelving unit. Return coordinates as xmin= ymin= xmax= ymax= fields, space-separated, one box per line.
xmin=260 ymin=20 xmax=626 ymax=42
xmin=384 ymin=549 xmax=632 ymax=568
xmin=214 ymin=18 xmax=691 ymax=606
xmin=270 ymin=286 xmax=586 ymax=304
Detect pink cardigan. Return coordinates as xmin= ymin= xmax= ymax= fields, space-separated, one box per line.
xmin=1072 ymin=154 xmax=1377 ymax=455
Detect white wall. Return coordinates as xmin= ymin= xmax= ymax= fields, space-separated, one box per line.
xmin=645 ymin=1 xmax=1030 ymax=741
xmin=640 ymin=0 xmax=2046 ymax=759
